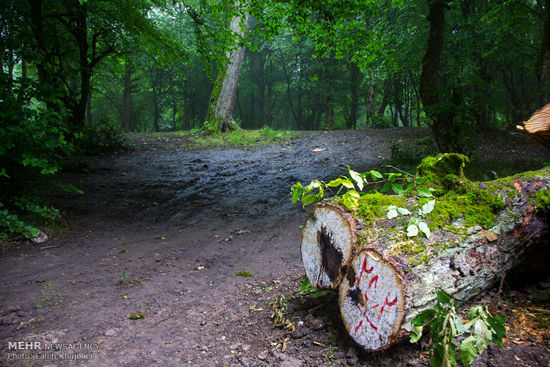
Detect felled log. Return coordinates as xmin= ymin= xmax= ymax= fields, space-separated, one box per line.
xmin=517 ymin=103 xmax=550 ymax=149
xmin=301 ymin=154 xmax=549 ymax=351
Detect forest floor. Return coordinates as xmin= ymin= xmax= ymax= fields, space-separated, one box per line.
xmin=1 ymin=128 xmax=549 ymax=367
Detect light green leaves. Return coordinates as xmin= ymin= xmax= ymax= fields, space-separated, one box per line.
xmin=387 ymin=205 xmax=411 ymax=219
xmin=348 ymin=168 xmax=364 ymax=191
xmin=386 ymin=200 xmax=435 ymax=239
xmin=342 ymin=190 xmax=360 ymax=210
xmin=419 ymin=200 xmax=436 ymax=215
xmin=407 ymin=223 xmax=419 ymax=237
xmin=417 ymin=221 xmax=431 ymax=238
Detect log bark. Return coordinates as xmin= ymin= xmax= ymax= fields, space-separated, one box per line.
xmin=301 ymin=155 xmax=549 ymax=351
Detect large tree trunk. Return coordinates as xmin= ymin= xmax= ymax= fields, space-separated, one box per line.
xmin=348 ymin=62 xmax=359 ymax=130
xmin=419 ymin=0 xmax=456 ymax=152
xmin=205 ymin=2 xmax=249 ymax=133
xmin=301 ymin=154 xmax=549 ymax=351
xmin=538 ymin=0 xmax=550 ymax=105
xmin=122 ymin=61 xmax=132 ymax=133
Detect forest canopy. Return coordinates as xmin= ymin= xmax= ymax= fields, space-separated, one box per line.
xmin=1 ymin=0 xmax=549 ymax=239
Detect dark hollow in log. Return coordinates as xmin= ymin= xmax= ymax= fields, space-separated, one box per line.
xmin=300 ymin=154 xmax=549 ymax=351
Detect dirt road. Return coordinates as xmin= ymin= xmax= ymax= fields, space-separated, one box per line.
xmin=1 ymin=128 xmax=548 ymax=366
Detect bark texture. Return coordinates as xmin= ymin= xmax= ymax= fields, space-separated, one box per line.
xmin=301 ymin=155 xmax=549 ymax=351
xmin=205 ymin=3 xmax=249 ymax=133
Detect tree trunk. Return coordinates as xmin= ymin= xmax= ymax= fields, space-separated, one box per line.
xmin=537 ymin=0 xmax=550 ymax=105
xmin=86 ymin=87 xmax=93 ymax=125
xmin=348 ymin=62 xmax=359 ymax=129
xmin=205 ymin=2 xmax=249 ymax=133
xmin=419 ymin=0 xmax=453 ymax=151
xmin=122 ymin=61 xmax=132 ymax=133
xmin=301 ymin=154 xmax=549 ymax=351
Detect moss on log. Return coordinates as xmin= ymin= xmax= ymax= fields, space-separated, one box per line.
xmin=300 ymin=154 xmax=549 ymax=351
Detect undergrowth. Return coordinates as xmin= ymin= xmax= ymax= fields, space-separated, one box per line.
xmin=190 ymin=126 xmax=297 ymax=147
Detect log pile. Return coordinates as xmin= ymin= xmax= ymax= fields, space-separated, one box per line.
xmin=517 ymin=103 xmax=550 ymax=149
xmin=301 ymin=154 xmax=549 ymax=351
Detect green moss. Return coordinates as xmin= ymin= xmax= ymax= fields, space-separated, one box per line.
xmin=416 ymin=153 xmax=469 ymax=196
xmin=535 ymin=189 xmax=550 ymax=211
xmin=413 ymin=154 xmax=506 ymax=229
xmin=390 ymin=238 xmax=426 ymax=257
xmin=427 ymin=187 xmax=505 ymax=229
xmin=356 ymin=192 xmax=406 ymax=222
xmin=204 ymin=66 xmax=226 ymax=134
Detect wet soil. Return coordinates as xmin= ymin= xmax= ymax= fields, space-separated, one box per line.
xmin=1 ymin=128 xmax=549 ymax=366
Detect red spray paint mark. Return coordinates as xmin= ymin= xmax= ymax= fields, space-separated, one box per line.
xmin=379 ymin=293 xmax=398 ymax=317
xmin=356 ymin=257 xmax=373 ymax=286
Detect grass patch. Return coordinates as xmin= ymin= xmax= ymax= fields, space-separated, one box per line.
xmin=190 ymin=126 xmax=298 ymax=148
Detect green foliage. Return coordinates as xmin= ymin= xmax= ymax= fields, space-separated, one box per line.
xmin=35 ymin=283 xmax=63 ymax=309
xmin=410 ymin=290 xmax=506 ymax=367
xmin=236 ymin=270 xmax=253 ymax=278
xmin=291 ymin=166 xmax=410 ymax=210
xmin=191 ymin=127 xmax=296 ymax=147
xmin=76 ymin=119 xmax=128 ymax=155
xmin=129 ymin=311 xmax=146 ymax=320
xmin=0 ymin=75 xmax=71 ymax=240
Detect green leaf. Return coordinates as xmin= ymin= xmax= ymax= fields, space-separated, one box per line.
xmin=342 ymin=190 xmax=360 ymax=210
xmin=392 ymin=183 xmax=404 ymax=195
xmin=349 ymin=169 xmax=364 ymax=191
xmin=291 ymin=187 xmax=302 ymax=204
xmin=397 ymin=207 xmax=411 ymax=215
xmin=387 ymin=209 xmax=398 ymax=219
xmin=410 ymin=326 xmax=423 ymax=343
xmin=413 ymin=309 xmax=436 ymax=325
xmin=459 ymin=336 xmax=478 ymax=366
xmin=407 ymin=224 xmax=418 ymax=237
xmin=436 ymin=290 xmax=453 ymax=305
xmin=369 ymin=170 xmax=383 ymax=179
xmin=327 ymin=177 xmax=354 ymax=189
xmin=387 ymin=173 xmax=400 ymax=183
xmin=417 ymin=187 xmax=434 ymax=197
xmin=486 ymin=314 xmax=507 ymax=340
xmin=420 ymin=200 xmax=436 ymax=215
xmin=418 ymin=221 xmax=431 ymax=238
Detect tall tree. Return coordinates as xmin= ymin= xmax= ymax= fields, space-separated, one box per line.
xmin=204 ymin=1 xmax=250 ymax=133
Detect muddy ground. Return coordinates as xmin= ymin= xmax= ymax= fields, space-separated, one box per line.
xmin=1 ymin=128 xmax=549 ymax=366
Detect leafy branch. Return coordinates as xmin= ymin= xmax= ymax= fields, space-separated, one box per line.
xmin=410 ymin=290 xmax=506 ymax=367
xmin=291 ymin=166 xmax=413 ymax=209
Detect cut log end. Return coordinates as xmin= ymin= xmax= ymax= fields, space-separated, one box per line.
xmin=339 ymin=249 xmax=405 ymax=351
xmin=301 ymin=205 xmax=356 ymax=289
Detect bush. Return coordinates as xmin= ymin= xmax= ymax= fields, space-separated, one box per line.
xmin=0 ymin=73 xmax=72 ymax=240
xmin=76 ymin=117 xmax=128 ymax=155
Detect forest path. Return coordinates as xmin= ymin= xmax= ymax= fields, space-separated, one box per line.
xmin=1 ymin=128 xmax=548 ymax=366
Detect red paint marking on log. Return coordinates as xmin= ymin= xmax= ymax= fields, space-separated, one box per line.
xmin=354 ymin=319 xmax=363 ymax=335
xmin=366 ymin=315 xmax=378 ymax=331
xmin=386 ymin=295 xmax=398 ymax=306
xmin=379 ymin=294 xmax=398 ymax=317
xmin=356 ymin=258 xmax=373 ymax=286
xmin=368 ymin=275 xmax=378 ymax=291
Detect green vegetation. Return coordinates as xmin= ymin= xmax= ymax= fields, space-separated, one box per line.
xmin=410 ymin=290 xmax=506 ymax=367
xmin=129 ymin=311 xmax=146 ymax=320
xmin=2 ymin=0 xmax=549 ymax=241
xmin=190 ymin=127 xmax=297 ymax=147
xmin=35 ymin=283 xmax=63 ymax=309
xmin=236 ymin=270 xmax=253 ymax=278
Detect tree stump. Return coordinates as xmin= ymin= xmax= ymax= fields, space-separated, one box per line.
xmin=300 ymin=154 xmax=549 ymax=351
